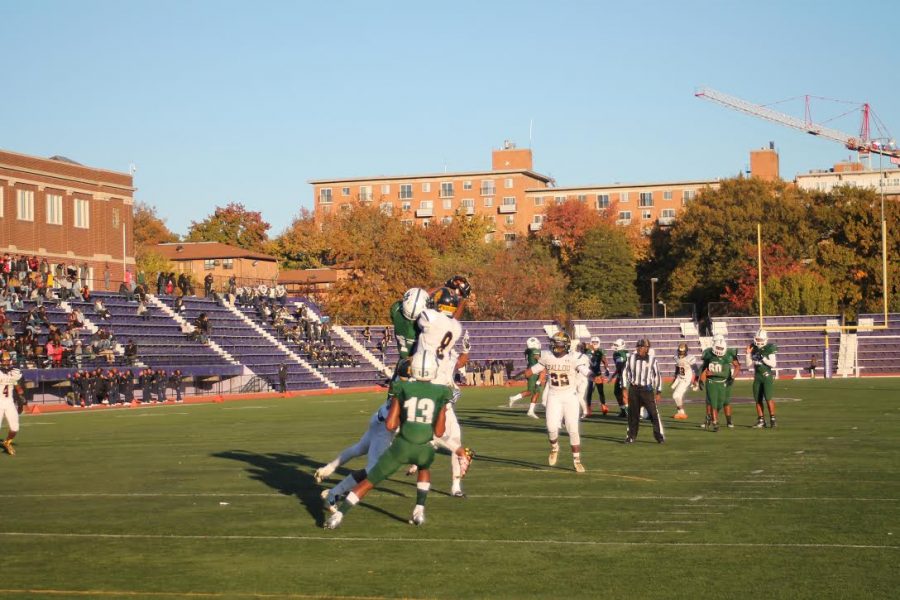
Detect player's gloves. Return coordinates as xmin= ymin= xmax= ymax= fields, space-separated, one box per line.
xmin=445 ymin=275 xmax=471 ymax=299
xmin=461 ymin=331 xmax=471 ymax=353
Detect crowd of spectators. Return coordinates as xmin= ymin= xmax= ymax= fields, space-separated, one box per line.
xmin=65 ymin=367 xmax=185 ymax=407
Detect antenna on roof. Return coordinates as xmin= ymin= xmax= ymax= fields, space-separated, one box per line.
xmin=129 ymin=163 xmax=137 ymax=175
xmin=529 ymin=119 xmax=534 ymax=149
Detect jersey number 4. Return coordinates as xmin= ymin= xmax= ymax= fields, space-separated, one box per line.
xmin=1 ymin=384 xmax=10 ymax=399
xmin=403 ymin=396 xmax=436 ymax=424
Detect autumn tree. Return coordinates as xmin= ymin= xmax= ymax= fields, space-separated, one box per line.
xmin=535 ymin=198 xmax=603 ymax=271
xmin=268 ymin=208 xmax=332 ymax=270
xmin=421 ymin=212 xmax=496 ymax=288
xmin=321 ymin=205 xmax=434 ymax=323
xmin=186 ymin=202 xmax=271 ymax=252
xmin=568 ymin=223 xmax=640 ymax=317
xmin=132 ymin=202 xmax=178 ymax=284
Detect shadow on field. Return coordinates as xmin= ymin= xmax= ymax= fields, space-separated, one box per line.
xmin=214 ymin=450 xmax=327 ymax=526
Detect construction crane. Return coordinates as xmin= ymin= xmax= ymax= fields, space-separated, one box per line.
xmin=695 ymin=87 xmax=899 ymax=161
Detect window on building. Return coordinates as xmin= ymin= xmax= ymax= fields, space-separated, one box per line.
xmin=620 ymin=191 xmax=630 ymax=202
xmin=597 ymin=194 xmax=610 ymax=209
xmin=222 ymin=258 xmax=234 ymax=269
xmin=422 ymin=182 xmax=431 ymax=193
xmin=442 ymin=198 xmax=452 ymax=210
xmin=660 ymin=209 xmax=676 ymax=219
xmin=463 ymin=180 xmax=473 ymax=190
xmin=504 ymin=232 xmax=517 ymax=247
xmin=577 ymin=194 xmax=587 ymax=203
xmin=340 ymin=203 xmax=351 ymax=211
xmin=440 ymin=182 xmax=454 ymax=198
xmin=639 ymin=192 xmax=653 ymax=207
xmin=400 ymin=219 xmax=413 ymax=227
xmin=533 ymin=196 xmax=544 ymax=206
xmin=504 ymin=214 xmax=515 ymax=225
xmin=533 ymin=214 xmax=545 ymax=224
xmin=204 ymin=259 xmax=216 ymax=270
xmin=401 ymin=201 xmax=411 ymax=212
xmin=480 ymin=180 xmax=496 ymax=196
xmin=617 ymin=211 xmax=632 ymax=225
xmin=46 ymin=193 xmax=63 ymax=225
xmin=319 ymin=188 xmax=333 ymax=203
xmin=341 ymin=187 xmax=350 ymax=196
xmin=421 ymin=219 xmax=430 ymax=228
xmin=399 ymin=184 xmax=413 ymax=199
xmin=441 ymin=216 xmax=453 ymax=225
xmin=381 ymin=184 xmax=391 ymax=195
xmin=419 ymin=200 xmax=433 ymax=209
xmin=461 ymin=198 xmax=474 ymax=209
xmin=663 ymin=190 xmax=673 ymax=200
xmin=504 ymin=177 xmax=514 ymax=189
xmin=502 ymin=196 xmax=516 ymax=206
xmin=0 ymin=186 xmax=4 ymax=218
xmin=17 ymin=189 xmax=34 ymax=221
xmin=554 ymin=196 xmax=565 ymax=205
xmin=112 ymin=206 xmax=120 ymax=229
xmin=642 ymin=209 xmax=653 ymax=220
xmin=682 ymin=189 xmax=696 ymax=205
xmin=359 ymin=186 xmax=372 ymax=201
xmin=484 ymin=197 xmax=494 ymax=208
xmin=380 ymin=202 xmax=393 ymax=216
xmin=75 ymin=198 xmax=91 ymax=229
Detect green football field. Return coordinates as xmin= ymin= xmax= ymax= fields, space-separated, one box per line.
xmin=3 ymin=379 xmax=898 ymax=599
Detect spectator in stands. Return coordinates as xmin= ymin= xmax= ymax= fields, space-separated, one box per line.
xmin=119 ymin=281 xmax=135 ymax=302
xmin=192 ymin=313 xmax=211 ymax=344
xmin=137 ymin=299 xmax=150 ymax=321
xmin=170 ymin=370 xmax=184 ymax=402
xmin=73 ymin=338 xmax=84 ymax=369
xmin=80 ymin=285 xmax=91 ymax=302
xmin=156 ymin=272 xmax=165 ymax=296
xmin=204 ymin=273 xmax=214 ymax=297
xmin=228 ymin=275 xmax=237 ymax=296
xmin=173 ymin=295 xmax=186 ymax=314
xmin=165 ymin=277 xmax=175 ymax=296
xmin=278 ymin=363 xmax=287 ymax=393
xmin=362 ymin=326 xmax=371 ymax=346
xmin=124 ymin=340 xmax=138 ymax=366
xmin=103 ymin=264 xmax=111 ymax=291
xmin=46 ymin=336 xmax=64 ymax=368
xmin=93 ymin=298 xmax=111 ymax=321
xmin=808 ymin=354 xmax=818 ymax=379
xmin=68 ymin=308 xmax=85 ymax=332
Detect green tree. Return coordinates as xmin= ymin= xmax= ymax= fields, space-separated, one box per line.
xmin=757 ymin=270 xmax=838 ymax=315
xmin=186 ymin=202 xmax=271 ymax=252
xmin=421 ymin=212 xmax=496 ymax=289
xmin=568 ymin=224 xmax=640 ymax=317
xmin=268 ymin=208 xmax=331 ymax=270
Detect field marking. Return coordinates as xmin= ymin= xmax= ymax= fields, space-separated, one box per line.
xmin=0 ymin=531 xmax=895 ymax=550
xmin=114 ymin=413 xmax=190 ymax=418
xmin=0 ymin=589 xmax=395 ymax=599
xmin=638 ymin=520 xmax=700 ymax=524
xmin=1 ymin=493 xmax=897 ymax=502
xmin=222 ymin=406 xmax=269 ymax=410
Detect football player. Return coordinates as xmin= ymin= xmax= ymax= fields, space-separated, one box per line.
xmin=508 ymin=337 xmax=545 ymax=419
xmin=700 ymin=334 xmax=741 ymax=431
xmin=1 ymin=352 xmax=24 ymax=456
xmin=670 ymin=342 xmax=698 ymax=420
xmin=747 ymin=329 xmax=778 ymax=428
xmin=608 ymin=338 xmax=629 ymax=418
xmin=315 ymin=359 xmax=412 ymax=502
xmin=388 ymin=287 xmax=430 ymax=362
xmin=584 ymin=336 xmax=610 ymax=416
xmin=411 ymin=287 xmax=472 ymax=497
xmin=518 ymin=331 xmax=591 ymax=473
xmin=325 ymin=351 xmax=451 ymax=529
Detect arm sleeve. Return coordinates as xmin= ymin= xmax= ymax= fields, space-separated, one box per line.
xmin=762 ymin=354 xmax=777 ymax=368
xmin=530 ymin=362 xmax=546 ymax=375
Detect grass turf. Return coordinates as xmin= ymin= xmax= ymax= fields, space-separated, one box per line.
xmin=2 ymin=378 xmax=898 ymax=599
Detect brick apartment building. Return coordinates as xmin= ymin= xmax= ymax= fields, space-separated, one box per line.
xmin=309 ymin=141 xmax=733 ymax=240
xmin=0 ymin=148 xmax=134 ymax=287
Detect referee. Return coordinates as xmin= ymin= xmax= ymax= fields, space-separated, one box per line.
xmin=622 ymin=338 xmax=665 ymax=444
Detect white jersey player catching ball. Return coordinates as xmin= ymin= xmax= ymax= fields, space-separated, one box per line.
xmin=519 ymin=331 xmax=592 ymax=473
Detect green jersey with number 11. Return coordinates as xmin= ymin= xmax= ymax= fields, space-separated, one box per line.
xmin=392 ymin=379 xmax=452 ymax=445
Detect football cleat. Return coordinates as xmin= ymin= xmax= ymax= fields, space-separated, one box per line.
xmin=623 ymin=437 xmax=635 ymax=444
xmin=754 ymin=417 xmax=766 ymax=428
xmin=1 ymin=439 xmax=15 ymax=456
xmin=527 ymin=408 xmax=540 ymax=419
xmin=548 ymin=447 xmax=559 ymax=466
xmin=711 ymin=422 xmax=720 ymax=432
xmin=726 ymin=422 xmax=735 ymax=429
xmin=673 ymin=411 xmax=688 ymax=420
xmin=451 ymin=489 xmax=466 ymax=498
xmin=574 ymin=460 xmax=586 ymax=473
xmin=324 ymin=511 xmax=343 ymax=530
xmin=409 ymin=506 xmax=426 ymax=526
xmin=601 ymin=404 xmax=609 ymax=415
xmin=770 ymin=418 xmax=777 ymax=428
xmin=508 ymin=394 xmax=519 ymax=407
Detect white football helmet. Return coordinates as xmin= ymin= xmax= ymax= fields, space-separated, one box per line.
xmin=410 ymin=350 xmax=438 ymax=382
xmin=401 ymin=288 xmax=429 ymax=320
xmin=526 ymin=337 xmax=541 ymax=350
xmin=612 ymin=338 xmax=626 ymax=351
xmin=589 ymin=336 xmax=600 ymax=348
xmin=712 ymin=334 xmax=727 ymax=357
xmin=754 ymin=329 xmax=769 ymax=346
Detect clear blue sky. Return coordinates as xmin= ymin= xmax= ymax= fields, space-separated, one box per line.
xmin=3 ymin=0 xmax=897 ymax=237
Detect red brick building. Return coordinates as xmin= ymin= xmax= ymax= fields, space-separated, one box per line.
xmin=0 ymin=148 xmax=134 ymax=287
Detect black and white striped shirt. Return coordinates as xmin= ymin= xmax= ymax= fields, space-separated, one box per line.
xmin=622 ymin=350 xmax=662 ymax=393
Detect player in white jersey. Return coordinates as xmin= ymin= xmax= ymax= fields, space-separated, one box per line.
xmin=670 ymin=342 xmax=698 ymax=420
xmin=519 ymin=331 xmax=592 ymax=473
xmin=410 ymin=287 xmax=472 ymax=497
xmin=1 ymin=352 xmax=24 ymax=456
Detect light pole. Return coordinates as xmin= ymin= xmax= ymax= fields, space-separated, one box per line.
xmin=658 ymin=300 xmax=667 ymax=319
xmin=650 ymin=277 xmax=658 ymax=318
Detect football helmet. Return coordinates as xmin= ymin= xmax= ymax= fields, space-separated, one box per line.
xmin=444 ymin=275 xmax=472 ymax=299
xmin=589 ymin=336 xmax=601 ymax=348
xmin=401 ymin=287 xmax=429 ymax=320
xmin=410 ymin=351 xmax=438 ymax=382
xmin=612 ymin=338 xmax=626 ymax=351
xmin=394 ymin=357 xmax=413 ymax=379
xmin=677 ymin=342 xmax=688 ymax=358
xmin=431 ymin=287 xmax=460 ymax=316
xmin=550 ymin=331 xmax=571 ymax=357
xmin=754 ymin=329 xmax=769 ymax=346
xmin=712 ymin=334 xmax=727 ymax=357
xmin=0 ymin=351 xmax=11 ymax=370
xmin=526 ymin=337 xmax=541 ymax=350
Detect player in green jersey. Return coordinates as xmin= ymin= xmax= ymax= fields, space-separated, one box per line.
xmin=325 ymin=351 xmax=452 ymax=529
xmin=747 ymin=328 xmax=778 ymax=428
xmin=389 ymin=287 xmax=430 ymax=361
xmin=608 ymin=338 xmax=629 ymax=418
xmin=700 ymin=334 xmax=741 ymax=431
xmin=584 ymin=336 xmax=610 ymax=416
xmin=508 ymin=337 xmax=545 ymax=419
